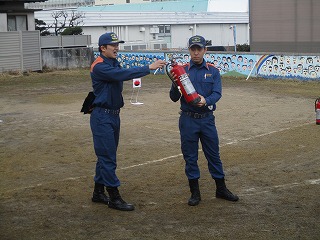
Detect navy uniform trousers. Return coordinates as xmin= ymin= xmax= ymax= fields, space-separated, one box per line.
xmin=179 ymin=113 xmax=225 ymax=180
xmin=90 ymin=107 xmax=121 ymax=187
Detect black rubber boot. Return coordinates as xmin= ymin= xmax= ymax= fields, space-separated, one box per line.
xmin=92 ymin=182 xmax=109 ymax=205
xmin=214 ymin=178 xmax=239 ymax=202
xmin=188 ymin=179 xmax=201 ymax=206
xmin=106 ymin=187 xmax=135 ymax=211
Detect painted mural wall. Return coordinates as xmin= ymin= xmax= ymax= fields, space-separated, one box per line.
xmin=255 ymin=54 xmax=320 ymax=80
xmin=93 ymin=51 xmax=320 ymax=81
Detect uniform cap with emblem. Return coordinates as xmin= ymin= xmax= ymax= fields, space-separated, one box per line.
xmin=188 ymin=35 xmax=206 ymax=48
xmin=98 ymin=32 xmax=125 ymax=46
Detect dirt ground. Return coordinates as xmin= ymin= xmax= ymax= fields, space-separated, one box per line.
xmin=0 ymin=70 xmax=319 ymax=240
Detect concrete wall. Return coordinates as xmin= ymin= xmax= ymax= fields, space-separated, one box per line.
xmin=42 ymin=47 xmax=94 ymax=70
xmin=2 ymin=41 xmax=319 ymax=81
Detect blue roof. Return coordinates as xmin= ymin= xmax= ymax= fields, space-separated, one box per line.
xmin=79 ymin=0 xmax=208 ymax=12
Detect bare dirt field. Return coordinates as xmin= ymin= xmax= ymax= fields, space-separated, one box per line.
xmin=0 ymin=69 xmax=319 ymax=240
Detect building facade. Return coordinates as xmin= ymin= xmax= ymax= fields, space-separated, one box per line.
xmin=0 ymin=0 xmax=48 ymax=32
xmin=25 ymin=0 xmax=94 ymax=9
xmin=34 ymin=0 xmax=250 ymax=50
xmin=250 ymin=0 xmax=320 ymax=53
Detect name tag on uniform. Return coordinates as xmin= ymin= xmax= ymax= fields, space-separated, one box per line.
xmin=204 ymin=74 xmax=212 ymax=79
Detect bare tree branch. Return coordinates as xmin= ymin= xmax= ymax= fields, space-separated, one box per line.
xmin=48 ymin=10 xmax=84 ymax=35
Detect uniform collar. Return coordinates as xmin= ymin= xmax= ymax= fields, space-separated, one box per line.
xmin=189 ymin=59 xmax=209 ymax=70
xmin=100 ymin=53 xmax=119 ymax=66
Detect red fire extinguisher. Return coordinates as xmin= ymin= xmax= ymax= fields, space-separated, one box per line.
xmin=165 ymin=58 xmax=200 ymax=105
xmin=315 ymin=97 xmax=320 ymax=125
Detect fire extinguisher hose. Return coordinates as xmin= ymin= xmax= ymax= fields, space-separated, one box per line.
xmin=165 ymin=63 xmax=178 ymax=87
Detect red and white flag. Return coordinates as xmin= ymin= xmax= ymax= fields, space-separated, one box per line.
xmin=132 ymin=78 xmax=142 ymax=88
xmin=132 ymin=78 xmax=141 ymax=88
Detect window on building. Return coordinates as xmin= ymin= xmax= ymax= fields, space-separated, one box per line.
xmin=7 ymin=15 xmax=27 ymax=31
xmin=159 ymin=25 xmax=171 ymax=34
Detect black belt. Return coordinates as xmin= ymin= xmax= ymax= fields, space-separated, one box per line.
xmin=180 ymin=111 xmax=212 ymax=119
xmin=96 ymin=107 xmax=120 ymax=115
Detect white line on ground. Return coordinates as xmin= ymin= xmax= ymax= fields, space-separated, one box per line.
xmin=241 ymin=179 xmax=320 ymax=196
xmin=3 ymin=121 xmax=314 ymax=193
xmin=221 ymin=121 xmax=313 ymax=146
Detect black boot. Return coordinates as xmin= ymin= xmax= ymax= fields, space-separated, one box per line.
xmin=215 ymin=178 xmax=239 ymax=202
xmin=92 ymin=182 xmax=109 ymax=204
xmin=188 ymin=179 xmax=201 ymax=206
xmin=106 ymin=187 xmax=135 ymax=211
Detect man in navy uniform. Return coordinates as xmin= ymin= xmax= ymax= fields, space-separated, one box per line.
xmin=90 ymin=32 xmax=166 ymax=211
xmin=169 ymin=35 xmax=239 ymax=206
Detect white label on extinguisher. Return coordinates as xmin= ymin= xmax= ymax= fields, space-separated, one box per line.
xmin=316 ymin=109 xmax=320 ymax=119
xmin=179 ymin=73 xmax=196 ymax=95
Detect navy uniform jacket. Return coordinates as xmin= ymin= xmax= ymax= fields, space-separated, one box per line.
xmin=170 ymin=59 xmax=222 ymax=113
xmin=90 ymin=54 xmax=150 ymax=110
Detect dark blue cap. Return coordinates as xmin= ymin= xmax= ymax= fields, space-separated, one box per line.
xmin=98 ymin=32 xmax=125 ymax=46
xmin=188 ymin=35 xmax=206 ymax=48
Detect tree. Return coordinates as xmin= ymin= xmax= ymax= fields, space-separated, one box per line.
xmin=35 ymin=19 xmax=51 ymax=36
xmin=36 ymin=10 xmax=85 ymax=36
xmin=236 ymin=43 xmax=250 ymax=52
xmin=61 ymin=26 xmax=83 ymax=35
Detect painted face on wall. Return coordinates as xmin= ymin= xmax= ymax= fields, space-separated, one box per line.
xmin=279 ymin=62 xmax=284 ymax=68
xmin=224 ymin=63 xmax=229 ymax=71
xmin=272 ymin=57 xmax=278 ymax=64
xmin=310 ymin=71 xmax=317 ymax=78
xmin=306 ymin=57 xmax=313 ymax=64
xmin=262 ymin=65 xmax=267 ymax=72
xmin=286 ymin=57 xmax=291 ymax=65
xmin=299 ymin=57 xmax=305 ymax=64
xmin=286 ymin=66 xmax=292 ymax=74
xmin=308 ymin=65 xmax=314 ymax=71
xmin=292 ymin=57 xmax=296 ymax=64
xmin=280 ymin=55 xmax=284 ymax=62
